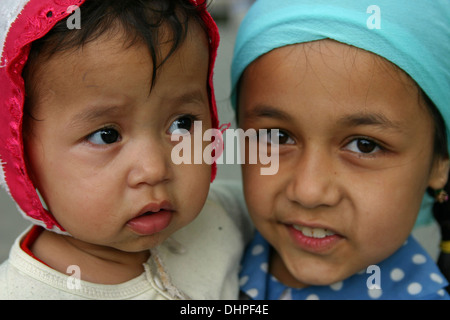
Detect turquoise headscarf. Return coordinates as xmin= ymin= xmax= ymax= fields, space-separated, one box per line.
xmin=230 ymin=0 xmax=450 ymax=226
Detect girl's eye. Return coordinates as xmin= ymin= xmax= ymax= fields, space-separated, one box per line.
xmin=260 ymin=129 xmax=294 ymax=145
xmin=87 ymin=128 xmax=121 ymax=145
xmin=345 ymin=138 xmax=381 ymax=154
xmin=168 ymin=115 xmax=195 ymax=135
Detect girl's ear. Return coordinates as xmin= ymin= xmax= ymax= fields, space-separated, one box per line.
xmin=428 ymin=157 xmax=450 ymax=190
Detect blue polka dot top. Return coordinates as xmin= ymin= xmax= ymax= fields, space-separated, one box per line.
xmin=239 ymin=232 xmax=449 ymax=300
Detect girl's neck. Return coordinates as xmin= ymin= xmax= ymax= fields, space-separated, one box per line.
xmin=30 ymin=229 xmax=150 ymax=285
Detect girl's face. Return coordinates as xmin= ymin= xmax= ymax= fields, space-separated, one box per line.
xmin=24 ymin=22 xmax=212 ymax=253
xmin=238 ymin=40 xmax=449 ymax=287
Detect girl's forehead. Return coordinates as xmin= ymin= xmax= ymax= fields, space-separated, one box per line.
xmin=244 ymin=40 xmax=419 ymax=103
xmin=249 ymin=40 xmax=416 ymax=88
xmin=239 ymin=40 xmax=431 ymax=132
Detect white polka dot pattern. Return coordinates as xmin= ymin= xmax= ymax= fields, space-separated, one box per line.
xmin=239 ymin=232 xmax=450 ymax=300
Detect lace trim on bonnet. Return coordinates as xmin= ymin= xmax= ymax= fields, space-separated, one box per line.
xmin=0 ymin=0 xmax=85 ymax=234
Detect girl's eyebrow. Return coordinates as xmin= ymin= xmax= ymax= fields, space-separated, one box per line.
xmin=337 ymin=112 xmax=403 ymax=131
xmin=245 ymin=105 xmax=403 ymax=132
xmin=244 ymin=104 xmax=291 ymax=121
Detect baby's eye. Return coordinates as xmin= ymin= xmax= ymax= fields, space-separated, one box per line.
xmin=345 ymin=138 xmax=381 ymax=154
xmin=87 ymin=128 xmax=121 ymax=145
xmin=259 ymin=129 xmax=294 ymax=145
xmin=168 ymin=115 xmax=195 ymax=135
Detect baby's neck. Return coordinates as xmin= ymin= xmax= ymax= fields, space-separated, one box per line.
xmin=30 ymin=230 xmax=150 ymax=284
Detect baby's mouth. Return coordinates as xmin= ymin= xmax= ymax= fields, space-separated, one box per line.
xmin=127 ymin=201 xmax=174 ymax=236
xmin=292 ymin=225 xmax=336 ymax=239
xmin=141 ymin=211 xmax=159 ymax=216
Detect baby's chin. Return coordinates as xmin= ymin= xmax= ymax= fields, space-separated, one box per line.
xmin=132 ymin=235 xmax=173 ymax=253
xmin=94 ymin=233 xmax=168 ymax=254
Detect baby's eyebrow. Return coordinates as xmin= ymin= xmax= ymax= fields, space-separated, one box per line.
xmin=168 ymin=90 xmax=208 ymax=108
xmin=68 ymin=105 xmax=125 ymax=129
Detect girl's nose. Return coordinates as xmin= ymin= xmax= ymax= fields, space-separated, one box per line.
xmin=286 ymin=146 xmax=341 ymax=209
xmin=127 ymin=139 xmax=171 ymax=188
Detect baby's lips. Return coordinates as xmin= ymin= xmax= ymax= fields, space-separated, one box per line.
xmin=127 ymin=210 xmax=173 ymax=236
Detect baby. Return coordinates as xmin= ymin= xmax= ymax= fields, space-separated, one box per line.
xmin=231 ymin=0 xmax=450 ymax=299
xmin=0 ymin=0 xmax=250 ymax=299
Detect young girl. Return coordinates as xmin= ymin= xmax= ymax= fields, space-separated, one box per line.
xmin=0 ymin=0 xmax=251 ymax=299
xmin=231 ymin=0 xmax=450 ymax=299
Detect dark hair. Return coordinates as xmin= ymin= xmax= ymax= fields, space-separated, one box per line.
xmin=430 ymin=93 xmax=450 ymax=292
xmin=420 ymin=92 xmax=448 ymax=161
xmin=421 ymin=92 xmax=450 ymax=293
xmin=433 ymin=177 xmax=450 ymax=294
xmin=23 ymin=0 xmax=208 ymax=103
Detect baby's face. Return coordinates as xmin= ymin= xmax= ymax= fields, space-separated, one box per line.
xmin=24 ymin=22 xmax=212 ymax=252
xmin=238 ymin=40 xmax=448 ymax=287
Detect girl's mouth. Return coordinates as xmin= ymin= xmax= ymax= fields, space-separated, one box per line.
xmin=292 ymin=225 xmax=336 ymax=238
xmin=288 ymin=224 xmax=342 ymax=253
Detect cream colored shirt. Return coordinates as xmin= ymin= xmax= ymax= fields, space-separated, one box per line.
xmin=0 ymin=181 xmax=252 ymax=300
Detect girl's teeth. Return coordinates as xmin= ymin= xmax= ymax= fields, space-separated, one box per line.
xmin=293 ymin=225 xmax=335 ymax=238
